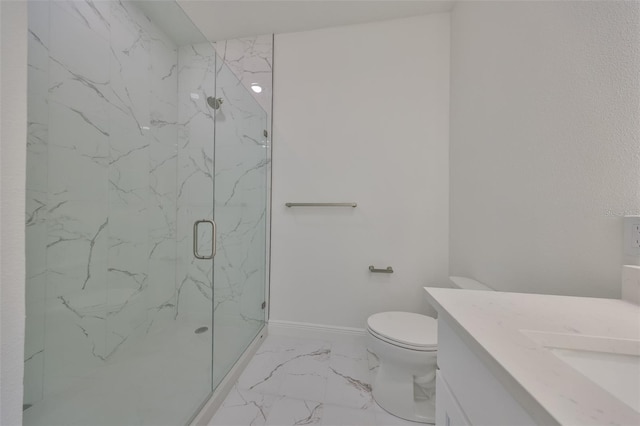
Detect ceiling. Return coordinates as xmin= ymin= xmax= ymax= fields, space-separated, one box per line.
xmin=177 ymin=0 xmax=455 ymax=42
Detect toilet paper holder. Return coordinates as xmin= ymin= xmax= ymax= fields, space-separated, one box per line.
xmin=369 ymin=265 xmax=394 ymax=273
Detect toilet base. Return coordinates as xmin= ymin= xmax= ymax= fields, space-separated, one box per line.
xmin=367 ymin=312 xmax=437 ymax=424
xmin=371 ymin=363 xmax=436 ymax=424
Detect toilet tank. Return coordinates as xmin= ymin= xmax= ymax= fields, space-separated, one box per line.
xmin=449 ymin=276 xmax=494 ymax=291
xmin=423 ymin=277 xmax=494 ymax=318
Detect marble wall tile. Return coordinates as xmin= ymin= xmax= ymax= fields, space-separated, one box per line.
xmin=177 ymin=148 xmax=215 ymax=203
xmin=28 ymin=2 xmax=50 ymax=57
xmin=26 ymin=132 xmax=48 ymax=194
xmin=46 ymin=199 xmax=109 ymax=297
xmin=175 ymin=212 xmax=213 ymax=322
xmin=23 ymin=349 xmax=45 ymax=407
xmin=148 ymin=13 xmax=179 ymax=119
xmin=214 ymin=38 xmax=273 ymax=281
xmin=26 ymin=191 xmax=48 ymax=275
xmin=214 ymin=36 xmax=273 ymax=118
xmin=53 ymin=0 xmax=111 ymax=41
xmin=107 ymin=205 xmax=149 ymax=323
xmin=24 ymin=273 xmax=46 ymax=384
xmin=24 ymin=273 xmax=46 ymax=360
xmin=212 ymin=69 xmax=268 ymax=322
xmin=145 ymin=258 xmax=178 ymax=330
xmin=105 ymin=290 xmax=147 ymax=356
xmin=42 ymin=291 xmax=108 ymax=394
xmin=148 ymin=31 xmax=179 ymax=273
xmin=109 ymin=152 xmax=150 ymax=207
xmin=25 ymin=1 xmax=51 ymax=408
xmin=210 ymin=38 xmax=271 ymax=330
xmin=175 ymin=260 xmax=214 ymax=322
xmin=107 ymin=2 xmax=176 ymax=348
xmin=175 ymin=43 xmax=216 ymax=325
xmin=24 ymin=205 xmax=47 ymax=369
xmin=26 ymin=1 xmax=273 ymax=417
xmin=109 ymin=1 xmax=152 ymax=134
xmin=49 ymin=2 xmax=110 ymax=83
xmin=27 ymin=2 xmax=49 ymax=194
xmin=147 ymin=36 xmax=178 ymax=343
xmin=26 ymin=0 xmax=181 ymax=409
xmin=47 ymin=144 xmax=109 ymax=201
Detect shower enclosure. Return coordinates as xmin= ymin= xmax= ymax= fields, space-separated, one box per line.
xmin=23 ymin=1 xmax=269 ymax=424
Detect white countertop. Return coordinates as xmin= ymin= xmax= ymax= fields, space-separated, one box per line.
xmin=424 ymin=287 xmax=640 ymax=426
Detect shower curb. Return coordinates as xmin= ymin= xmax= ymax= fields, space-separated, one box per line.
xmin=189 ymin=325 xmax=268 ymax=425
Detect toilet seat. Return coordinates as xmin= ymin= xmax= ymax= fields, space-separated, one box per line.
xmin=367 ymin=312 xmax=437 ymax=351
xmin=368 ymin=328 xmax=437 ymax=351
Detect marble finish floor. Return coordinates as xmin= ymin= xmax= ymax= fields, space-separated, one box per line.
xmin=209 ymin=334 xmax=419 ymax=426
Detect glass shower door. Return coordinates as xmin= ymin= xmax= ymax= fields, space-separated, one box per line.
xmin=211 ymin=60 xmax=269 ymax=388
xmin=23 ymin=1 xmax=218 ymax=425
xmin=174 ymin=39 xmax=218 ymax=422
xmin=24 ymin=1 xmax=269 ymax=423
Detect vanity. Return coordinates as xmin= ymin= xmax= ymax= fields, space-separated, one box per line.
xmin=425 ymin=278 xmax=640 ymax=426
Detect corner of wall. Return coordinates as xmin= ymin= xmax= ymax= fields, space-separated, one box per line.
xmin=0 ymin=1 xmax=28 ymax=424
xmin=448 ymin=1 xmax=640 ymax=297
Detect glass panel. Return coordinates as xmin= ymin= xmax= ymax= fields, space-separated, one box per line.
xmin=175 ymin=37 xmax=216 ymax=422
xmin=212 ymin=59 xmax=269 ymax=388
xmin=174 ymin=37 xmax=217 ymax=416
xmin=24 ymin=1 xmax=217 ymax=424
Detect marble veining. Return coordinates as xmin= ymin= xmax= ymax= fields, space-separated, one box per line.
xmin=25 ymin=1 xmax=272 ymax=423
xmin=22 ymin=320 xmax=237 ymax=426
xmin=209 ymin=335 xmax=418 ymax=426
xmin=174 ymin=39 xmax=269 ymax=336
xmin=424 ymin=288 xmax=640 ymax=426
xmin=25 ymin=0 xmax=182 ymax=413
xmin=213 ymin=36 xmax=272 ymax=303
xmin=214 ymin=36 xmax=273 ymax=118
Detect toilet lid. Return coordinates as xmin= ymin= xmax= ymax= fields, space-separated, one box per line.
xmin=367 ymin=312 xmax=437 ymax=349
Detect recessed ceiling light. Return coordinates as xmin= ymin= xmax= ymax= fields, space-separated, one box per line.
xmin=250 ymin=83 xmax=262 ymax=94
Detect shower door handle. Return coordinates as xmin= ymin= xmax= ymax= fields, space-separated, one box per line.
xmin=193 ymin=220 xmax=216 ymax=259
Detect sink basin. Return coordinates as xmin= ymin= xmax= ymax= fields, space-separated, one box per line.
xmin=521 ymin=330 xmax=640 ymax=412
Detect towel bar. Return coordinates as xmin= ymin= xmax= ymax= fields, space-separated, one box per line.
xmin=285 ymin=202 xmax=357 ymax=208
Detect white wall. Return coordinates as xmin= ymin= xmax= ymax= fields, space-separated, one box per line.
xmin=450 ymin=1 xmax=640 ymax=297
xmin=271 ymin=14 xmax=450 ymax=329
xmin=0 ymin=1 xmax=27 ymax=424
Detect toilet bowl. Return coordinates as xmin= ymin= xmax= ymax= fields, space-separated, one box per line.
xmin=367 ymin=312 xmax=438 ymax=423
xmin=367 ymin=277 xmax=493 ymax=424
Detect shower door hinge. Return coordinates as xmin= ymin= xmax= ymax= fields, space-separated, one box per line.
xmin=261 ymin=301 xmax=266 ymax=310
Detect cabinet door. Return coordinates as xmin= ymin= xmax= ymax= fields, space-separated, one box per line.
xmin=436 ymin=371 xmax=471 ymax=426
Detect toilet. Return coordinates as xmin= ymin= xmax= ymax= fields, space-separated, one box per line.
xmin=367 ymin=276 xmax=493 ymax=424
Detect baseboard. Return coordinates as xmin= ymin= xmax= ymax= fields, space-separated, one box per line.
xmin=268 ymin=319 xmax=367 ymax=343
xmin=189 ymin=325 xmax=268 ymax=426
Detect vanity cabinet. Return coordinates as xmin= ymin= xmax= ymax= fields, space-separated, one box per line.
xmin=435 ymin=318 xmax=537 ymax=426
xmin=435 ymin=371 xmax=470 ymax=426
xmin=427 ymin=287 xmax=640 ymax=425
